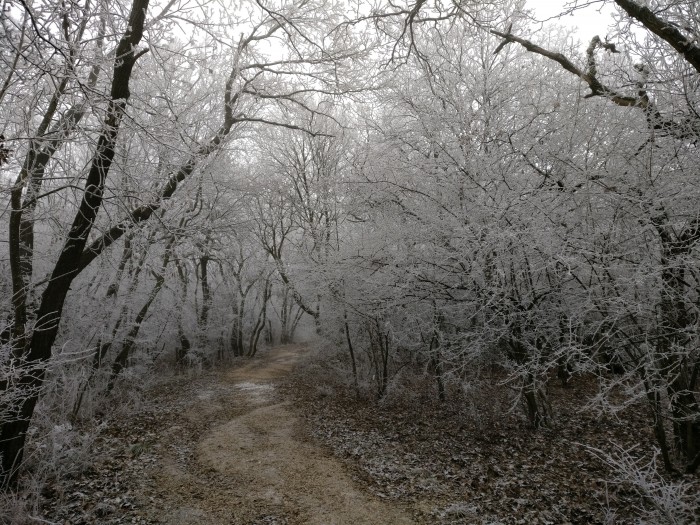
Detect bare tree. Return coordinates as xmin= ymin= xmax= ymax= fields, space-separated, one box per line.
xmin=1 ymin=0 xmax=373 ymax=489
xmin=1 ymin=0 xmax=149 ymax=488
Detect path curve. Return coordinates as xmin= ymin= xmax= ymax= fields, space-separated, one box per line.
xmin=148 ymin=344 xmax=415 ymax=525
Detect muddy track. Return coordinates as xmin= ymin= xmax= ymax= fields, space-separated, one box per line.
xmin=142 ymin=345 xmax=415 ymax=525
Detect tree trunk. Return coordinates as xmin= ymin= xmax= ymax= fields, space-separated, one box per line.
xmin=643 ymin=379 xmax=675 ymax=474
xmin=344 ymin=311 xmax=359 ymax=396
xmin=231 ymin=294 xmax=245 ymax=357
xmin=522 ymin=372 xmax=549 ymax=429
xmin=0 ymin=0 xmax=149 ymax=489
xmin=367 ymin=318 xmax=389 ymax=399
xmin=248 ymin=280 xmax=271 ymax=357
xmin=199 ymin=255 xmax=211 ymax=328
xmin=107 ymin=242 xmax=172 ymax=391
xmin=430 ymin=346 xmax=446 ymax=403
xmin=71 ymin=338 xmax=112 ymax=422
xmin=106 ymin=233 xmax=134 ymax=298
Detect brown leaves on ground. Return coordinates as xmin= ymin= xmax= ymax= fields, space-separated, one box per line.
xmin=284 ymin=355 xmax=698 ymax=524
xmin=28 ymin=345 xmax=699 ymax=525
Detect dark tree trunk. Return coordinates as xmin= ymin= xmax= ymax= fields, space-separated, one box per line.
xmin=0 ymin=0 xmax=149 ymax=489
xmin=106 ymin=234 xmax=134 ymax=298
xmin=71 ymin=339 xmax=112 ymax=422
xmin=231 ymin=295 xmax=245 ymax=357
xmin=344 ymin=310 xmax=359 ymax=396
xmin=199 ymin=255 xmax=211 ymax=328
xmin=367 ymin=318 xmax=390 ymax=399
xmin=652 ymin=217 xmax=700 ymax=469
xmin=107 ymin=242 xmax=172 ymax=391
xmin=248 ymin=280 xmax=271 ymax=357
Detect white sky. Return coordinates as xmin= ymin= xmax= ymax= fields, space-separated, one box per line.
xmin=527 ymin=0 xmax=617 ymax=41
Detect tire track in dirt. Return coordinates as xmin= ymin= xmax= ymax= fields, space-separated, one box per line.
xmin=149 ymin=344 xmax=415 ymax=525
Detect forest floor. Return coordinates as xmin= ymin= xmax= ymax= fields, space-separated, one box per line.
xmin=39 ymin=344 xmax=414 ymax=524
xmin=35 ymin=343 xmax=699 ymax=524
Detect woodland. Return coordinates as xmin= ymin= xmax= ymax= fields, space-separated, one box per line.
xmin=1 ymin=0 xmax=700 ymax=522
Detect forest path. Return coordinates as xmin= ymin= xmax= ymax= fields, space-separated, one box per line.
xmin=145 ymin=344 xmax=416 ymax=525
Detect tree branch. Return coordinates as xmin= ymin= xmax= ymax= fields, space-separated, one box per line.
xmin=490 ymin=30 xmax=700 ymax=140
xmin=613 ymin=0 xmax=700 ymax=74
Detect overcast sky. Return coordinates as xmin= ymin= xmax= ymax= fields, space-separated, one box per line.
xmin=527 ymin=0 xmax=616 ymax=41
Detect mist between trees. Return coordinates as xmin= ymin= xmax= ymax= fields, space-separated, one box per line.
xmin=0 ymin=0 xmax=699 ymax=520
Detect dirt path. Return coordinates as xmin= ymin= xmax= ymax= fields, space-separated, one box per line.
xmin=144 ymin=345 xmax=416 ymax=525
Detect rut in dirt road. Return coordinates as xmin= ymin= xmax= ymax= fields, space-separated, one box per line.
xmin=149 ymin=344 xmax=416 ymax=525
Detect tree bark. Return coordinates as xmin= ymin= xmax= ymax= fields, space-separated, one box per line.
xmin=248 ymin=280 xmax=271 ymax=357
xmin=613 ymin=0 xmax=700 ymax=74
xmin=344 ymin=311 xmax=359 ymax=396
xmin=0 ymin=0 xmax=149 ymax=489
xmin=199 ymin=255 xmax=211 ymax=328
xmin=107 ymin=241 xmax=172 ymax=392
